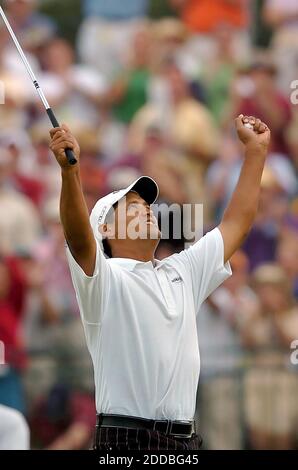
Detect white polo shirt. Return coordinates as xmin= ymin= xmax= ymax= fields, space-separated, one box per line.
xmin=66 ymin=227 xmax=231 ymax=421
xmin=0 ymin=406 xmax=30 ymax=450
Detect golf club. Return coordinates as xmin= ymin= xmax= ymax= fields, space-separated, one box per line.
xmin=0 ymin=5 xmax=77 ymax=165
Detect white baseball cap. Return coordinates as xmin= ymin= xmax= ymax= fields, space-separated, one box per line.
xmin=90 ymin=176 xmax=159 ymax=249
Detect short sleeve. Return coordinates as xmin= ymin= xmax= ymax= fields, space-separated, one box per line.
xmin=66 ymin=239 xmax=111 ymax=325
xmin=171 ymin=227 xmax=232 ymax=312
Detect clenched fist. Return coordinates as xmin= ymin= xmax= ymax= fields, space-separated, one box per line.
xmin=236 ymin=115 xmax=271 ymax=153
xmin=49 ymin=124 xmax=80 ymax=169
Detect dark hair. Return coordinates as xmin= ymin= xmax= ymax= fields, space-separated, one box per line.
xmin=102 ymin=237 xmax=113 ymax=258
xmin=102 ymin=202 xmax=118 ymax=258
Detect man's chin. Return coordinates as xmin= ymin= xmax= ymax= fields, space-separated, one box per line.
xmin=148 ymin=225 xmax=161 ymax=240
xmin=138 ymin=225 xmax=161 ymax=240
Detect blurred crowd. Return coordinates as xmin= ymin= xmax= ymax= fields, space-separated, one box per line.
xmin=0 ymin=0 xmax=297 ymax=450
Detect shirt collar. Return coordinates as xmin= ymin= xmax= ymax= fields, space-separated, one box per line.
xmin=108 ymin=257 xmax=163 ymax=271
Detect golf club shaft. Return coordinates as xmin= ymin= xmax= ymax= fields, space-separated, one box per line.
xmin=0 ymin=6 xmax=77 ymax=166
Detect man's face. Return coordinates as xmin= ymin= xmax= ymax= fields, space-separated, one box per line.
xmin=256 ymin=284 xmax=288 ymax=314
xmin=102 ymin=191 xmax=161 ymax=253
xmin=114 ymin=191 xmax=160 ymax=241
xmin=251 ymin=69 xmax=274 ymax=93
xmin=43 ymin=40 xmax=74 ymax=72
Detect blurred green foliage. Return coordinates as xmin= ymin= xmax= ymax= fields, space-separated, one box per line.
xmin=39 ymin=0 xmax=82 ymax=44
xmin=253 ymin=0 xmax=273 ymax=47
xmin=149 ymin=0 xmax=176 ymax=18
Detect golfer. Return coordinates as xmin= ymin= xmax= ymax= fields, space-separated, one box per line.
xmin=50 ymin=115 xmax=270 ymax=451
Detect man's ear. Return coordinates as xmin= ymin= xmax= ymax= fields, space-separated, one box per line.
xmin=99 ymin=223 xmax=114 ymax=238
xmin=99 ymin=224 xmax=107 ymax=237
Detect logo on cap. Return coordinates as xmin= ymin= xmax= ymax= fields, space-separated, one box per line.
xmin=98 ymin=206 xmax=108 ymax=224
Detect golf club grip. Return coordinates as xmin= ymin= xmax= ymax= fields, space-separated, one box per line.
xmin=46 ymin=108 xmax=77 ymax=166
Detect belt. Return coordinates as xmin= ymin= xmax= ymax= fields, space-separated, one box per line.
xmin=96 ymin=413 xmax=196 ymax=439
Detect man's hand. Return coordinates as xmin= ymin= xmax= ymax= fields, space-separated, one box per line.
xmin=49 ymin=124 xmax=80 ymax=169
xmin=236 ymin=114 xmax=271 ymax=151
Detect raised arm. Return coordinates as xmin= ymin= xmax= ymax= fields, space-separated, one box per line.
xmin=49 ymin=125 xmax=96 ymax=276
xmin=219 ymin=115 xmax=271 ymax=263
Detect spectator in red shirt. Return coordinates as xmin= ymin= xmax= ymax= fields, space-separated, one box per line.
xmin=29 ymin=384 xmax=96 ymax=450
xmin=0 ymin=256 xmax=27 ymax=413
xmin=0 ymin=137 xmax=45 ymax=208
xmin=229 ymin=63 xmax=293 ymax=157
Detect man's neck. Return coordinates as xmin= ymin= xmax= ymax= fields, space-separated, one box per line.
xmin=111 ymin=246 xmax=155 ymax=264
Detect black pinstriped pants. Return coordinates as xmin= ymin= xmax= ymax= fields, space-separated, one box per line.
xmin=94 ymin=426 xmax=203 ymax=451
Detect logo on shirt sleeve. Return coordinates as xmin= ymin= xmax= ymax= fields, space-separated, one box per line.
xmin=171 ymin=276 xmax=183 ymax=284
